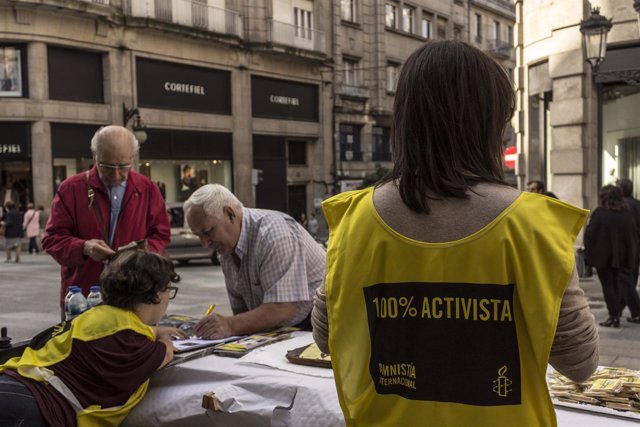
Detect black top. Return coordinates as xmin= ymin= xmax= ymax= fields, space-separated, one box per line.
xmin=624 ymin=196 xmax=640 ymax=239
xmin=584 ymin=207 xmax=638 ymax=269
xmin=3 ymin=209 xmax=23 ymax=238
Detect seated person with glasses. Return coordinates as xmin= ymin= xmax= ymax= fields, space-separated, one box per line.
xmin=0 ymin=250 xmax=186 ymax=427
xmin=43 ymin=125 xmax=171 ymax=320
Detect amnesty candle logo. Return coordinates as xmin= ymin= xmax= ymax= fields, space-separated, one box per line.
xmin=493 ymin=366 xmax=513 ymax=397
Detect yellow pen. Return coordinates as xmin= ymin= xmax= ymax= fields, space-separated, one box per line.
xmin=205 ymin=304 xmax=216 ymax=316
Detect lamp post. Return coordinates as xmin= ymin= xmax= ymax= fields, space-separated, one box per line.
xmin=579 ymin=8 xmax=613 ymax=73
xmin=122 ymin=103 xmax=148 ymax=144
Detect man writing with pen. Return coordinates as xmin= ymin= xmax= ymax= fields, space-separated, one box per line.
xmin=184 ymin=184 xmax=326 ymax=339
xmin=43 ymin=125 xmax=171 ymax=320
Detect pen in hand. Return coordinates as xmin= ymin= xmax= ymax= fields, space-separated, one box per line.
xmin=205 ymin=304 xmax=216 ymax=317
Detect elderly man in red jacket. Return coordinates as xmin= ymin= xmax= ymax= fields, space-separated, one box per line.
xmin=43 ymin=125 xmax=170 ymax=318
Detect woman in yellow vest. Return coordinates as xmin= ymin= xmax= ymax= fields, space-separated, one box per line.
xmin=312 ymin=41 xmax=599 ymax=427
xmin=0 ymin=250 xmax=186 ymax=426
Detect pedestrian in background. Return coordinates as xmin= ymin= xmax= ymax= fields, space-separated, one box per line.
xmin=526 ymin=179 xmax=558 ymax=199
xmin=37 ymin=205 xmax=48 ymax=252
xmin=585 ymin=184 xmax=640 ymax=327
xmin=307 ymin=212 xmax=319 ymax=239
xmin=42 ymin=125 xmax=170 ymax=320
xmin=616 ymin=178 xmax=640 ymax=286
xmin=22 ymin=203 xmax=40 ymax=255
xmin=2 ymin=201 xmax=23 ymax=263
xmin=313 ymin=40 xmax=597 ymax=426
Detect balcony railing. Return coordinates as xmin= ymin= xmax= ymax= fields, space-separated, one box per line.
xmin=79 ymin=0 xmax=110 ymax=4
xmin=123 ymin=0 xmax=243 ymax=38
xmin=267 ymin=19 xmax=326 ymax=54
xmin=486 ymin=38 xmax=514 ymax=60
xmin=341 ymin=149 xmax=363 ymax=162
xmin=338 ymin=84 xmax=369 ymax=99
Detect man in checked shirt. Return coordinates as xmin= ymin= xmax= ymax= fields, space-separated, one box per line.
xmin=185 ymin=184 xmax=326 ymax=339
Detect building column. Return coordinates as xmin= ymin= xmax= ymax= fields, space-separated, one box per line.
xmin=232 ymin=63 xmax=252 ymax=206
xmin=28 ymin=42 xmax=53 ymax=208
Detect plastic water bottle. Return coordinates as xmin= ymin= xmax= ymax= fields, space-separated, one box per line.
xmin=68 ymin=288 xmax=88 ymax=320
xmin=87 ymin=286 xmax=102 ymax=308
xmin=64 ymin=286 xmax=79 ymax=321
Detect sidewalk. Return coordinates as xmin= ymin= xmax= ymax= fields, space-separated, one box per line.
xmin=579 ymin=274 xmax=640 ymax=370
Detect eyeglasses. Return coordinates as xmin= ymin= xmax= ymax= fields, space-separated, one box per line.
xmin=98 ymin=162 xmax=133 ymax=172
xmin=166 ymin=286 xmax=179 ymax=300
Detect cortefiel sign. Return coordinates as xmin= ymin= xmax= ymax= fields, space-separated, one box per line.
xmin=251 ymin=75 xmax=318 ymax=122
xmin=136 ymin=57 xmax=231 ymax=114
xmin=0 ymin=123 xmax=30 ymax=159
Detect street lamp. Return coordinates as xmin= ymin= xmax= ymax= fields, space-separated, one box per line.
xmin=579 ymin=8 xmax=613 ymax=73
xmin=634 ymin=0 xmax=640 ymax=35
xmin=122 ymin=103 xmax=148 ymax=144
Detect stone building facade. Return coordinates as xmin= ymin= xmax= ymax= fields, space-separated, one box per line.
xmin=332 ymin=0 xmax=516 ymax=190
xmin=0 ymin=0 xmax=333 ymax=220
xmin=515 ymin=0 xmax=640 ymax=209
xmin=0 ymin=0 xmax=516 ymax=219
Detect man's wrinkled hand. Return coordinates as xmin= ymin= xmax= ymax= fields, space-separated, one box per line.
xmin=194 ymin=313 xmax=234 ymax=339
xmin=83 ymin=239 xmax=116 ymax=261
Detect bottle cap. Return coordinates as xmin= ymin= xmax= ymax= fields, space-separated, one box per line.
xmin=71 ymin=288 xmax=82 ymax=293
xmin=90 ymin=286 xmax=101 ymax=292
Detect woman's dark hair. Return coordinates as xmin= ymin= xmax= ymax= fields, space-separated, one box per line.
xmin=599 ymin=184 xmax=628 ymax=211
xmin=383 ymin=40 xmax=516 ymax=214
xmin=100 ymin=250 xmax=180 ymax=310
xmin=616 ymin=178 xmax=633 ymax=198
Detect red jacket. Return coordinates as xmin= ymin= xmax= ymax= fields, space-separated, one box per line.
xmin=43 ymin=167 xmax=170 ymax=306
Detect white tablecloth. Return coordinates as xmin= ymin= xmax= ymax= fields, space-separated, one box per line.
xmin=123 ymin=333 xmax=639 ymax=427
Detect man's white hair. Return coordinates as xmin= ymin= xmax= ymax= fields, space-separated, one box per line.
xmin=184 ymin=184 xmax=243 ymax=219
xmin=90 ymin=125 xmax=140 ymax=156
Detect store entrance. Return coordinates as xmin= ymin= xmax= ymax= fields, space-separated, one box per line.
xmin=602 ymin=84 xmax=640 ymax=197
xmin=0 ymin=160 xmax=32 ymax=210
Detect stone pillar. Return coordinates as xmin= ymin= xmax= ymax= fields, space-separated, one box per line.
xmin=231 ymin=62 xmax=253 ymax=206
xmin=27 ymin=42 xmax=54 ymax=208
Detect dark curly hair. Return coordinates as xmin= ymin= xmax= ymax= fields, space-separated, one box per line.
xmin=99 ymin=250 xmax=180 ymax=310
xmin=599 ymin=184 xmax=628 ymax=212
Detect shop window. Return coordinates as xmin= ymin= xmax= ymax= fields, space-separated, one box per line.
xmin=288 ymin=140 xmax=307 ymax=165
xmin=372 ymin=127 xmax=391 ymax=162
xmin=385 ymin=3 xmax=397 ymax=29
xmin=287 ymin=184 xmax=307 ymax=223
xmin=0 ymin=123 xmax=32 ymax=209
xmin=341 ymin=0 xmax=356 ymax=22
xmin=340 ymin=124 xmax=362 ymax=161
xmin=48 ymin=46 xmax=104 ymax=104
xmin=0 ymin=46 xmax=27 ymax=98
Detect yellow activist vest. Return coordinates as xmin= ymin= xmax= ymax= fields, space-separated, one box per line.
xmin=323 ymin=188 xmax=587 ymax=427
xmin=1 ymin=305 xmax=156 ymax=427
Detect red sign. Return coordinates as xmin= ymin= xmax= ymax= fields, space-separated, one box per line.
xmin=504 ymin=146 xmax=517 ymax=169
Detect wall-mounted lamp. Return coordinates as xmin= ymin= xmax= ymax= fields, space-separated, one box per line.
xmin=123 ymin=103 xmax=148 ymax=144
xmin=634 ymin=0 xmax=640 ymax=35
xmin=579 ymin=8 xmax=613 ymax=74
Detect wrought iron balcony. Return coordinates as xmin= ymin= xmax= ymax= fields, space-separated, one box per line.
xmin=486 ymin=38 xmax=514 ymax=60
xmin=341 ymin=149 xmax=363 ymax=161
xmin=80 ymin=0 xmax=109 ymax=4
xmin=267 ymin=19 xmax=326 ymax=54
xmin=338 ymin=84 xmax=370 ymax=100
xmin=123 ymin=0 xmax=243 ymax=38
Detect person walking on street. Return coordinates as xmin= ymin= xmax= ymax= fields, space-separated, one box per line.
xmin=2 ymin=201 xmax=23 ymax=262
xmin=307 ymin=212 xmax=319 ymax=239
xmin=526 ymin=179 xmax=558 ymax=199
xmin=585 ymin=184 xmax=640 ymax=327
xmin=616 ymin=178 xmax=640 ymax=286
xmin=22 ymin=203 xmax=40 ymax=254
xmin=42 ymin=125 xmax=171 ymax=319
xmin=37 ymin=205 xmax=48 ymax=252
